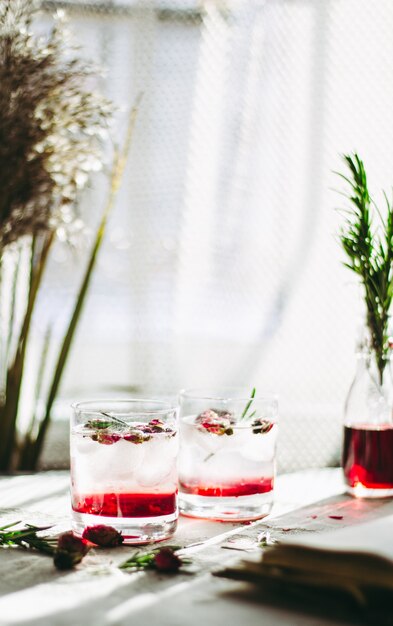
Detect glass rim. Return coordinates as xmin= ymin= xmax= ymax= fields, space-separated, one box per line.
xmin=178 ymin=387 xmax=278 ymax=403
xmin=72 ymin=398 xmax=178 ymax=417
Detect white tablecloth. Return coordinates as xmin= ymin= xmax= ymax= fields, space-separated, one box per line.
xmin=1 ymin=468 xmax=392 ymax=626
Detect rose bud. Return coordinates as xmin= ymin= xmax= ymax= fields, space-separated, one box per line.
xmin=149 ymin=418 xmax=163 ymax=426
xmin=92 ymin=432 xmax=120 ymax=445
xmin=252 ymin=418 xmax=273 ymax=435
xmin=57 ymin=531 xmax=90 ymax=556
xmin=153 ymin=547 xmax=182 ymax=572
xmin=82 ymin=524 xmax=124 ymax=547
xmin=53 ymin=532 xmax=90 ymax=570
xmin=54 ymin=549 xmax=85 ymax=571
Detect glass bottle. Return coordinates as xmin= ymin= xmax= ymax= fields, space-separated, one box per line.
xmin=343 ymin=332 xmax=393 ymax=497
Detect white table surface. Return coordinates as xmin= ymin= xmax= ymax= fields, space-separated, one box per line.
xmin=1 ymin=468 xmax=392 ymax=626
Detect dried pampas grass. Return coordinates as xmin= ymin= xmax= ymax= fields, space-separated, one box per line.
xmin=0 ymin=0 xmax=112 ymax=247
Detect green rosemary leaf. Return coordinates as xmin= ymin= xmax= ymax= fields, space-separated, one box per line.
xmin=119 ymin=553 xmax=155 ymax=570
xmin=0 ymin=232 xmax=54 ymax=471
xmin=86 ymin=420 xmax=113 ymax=430
xmin=337 ymin=153 xmax=393 ymax=385
xmin=0 ymin=521 xmax=21 ymax=531
xmin=100 ymin=411 xmax=129 ymax=427
xmin=241 ymin=387 xmax=256 ymax=420
xmin=0 ymin=521 xmax=55 ymax=555
xmin=119 ymin=546 xmax=184 ymax=572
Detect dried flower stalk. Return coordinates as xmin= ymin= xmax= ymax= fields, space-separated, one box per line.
xmin=0 ymin=1 xmax=137 ymax=471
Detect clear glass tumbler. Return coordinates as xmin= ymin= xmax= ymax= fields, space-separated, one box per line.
xmin=71 ymin=399 xmax=179 ymax=543
xmin=178 ymin=388 xmax=278 ymax=521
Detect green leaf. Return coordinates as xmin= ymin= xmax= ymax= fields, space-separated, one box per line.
xmin=336 ymin=153 xmax=393 ymax=385
xmin=241 ymin=387 xmax=256 ymax=420
xmin=0 ymin=232 xmax=54 ymax=471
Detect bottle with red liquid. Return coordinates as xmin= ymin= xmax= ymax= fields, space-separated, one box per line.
xmin=343 ymin=335 xmax=393 ymax=497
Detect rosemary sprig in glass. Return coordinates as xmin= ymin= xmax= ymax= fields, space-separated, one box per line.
xmin=337 ymin=153 xmax=393 ymax=385
xmin=240 ymin=387 xmax=256 ymax=421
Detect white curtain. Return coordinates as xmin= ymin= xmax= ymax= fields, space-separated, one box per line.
xmin=36 ymin=0 xmax=393 ymax=470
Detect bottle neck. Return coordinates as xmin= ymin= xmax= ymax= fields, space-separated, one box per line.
xmin=354 ymin=323 xmax=393 ymax=386
xmin=356 ymin=349 xmax=391 ymax=388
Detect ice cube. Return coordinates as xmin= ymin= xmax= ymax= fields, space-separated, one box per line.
xmin=201 ymin=450 xmax=247 ymax=481
xmin=73 ymin=432 xmax=98 ymax=456
xmin=108 ymin=438 xmax=145 ymax=479
xmin=72 ymin=435 xmax=146 ymax=493
xmin=240 ymin=426 xmax=277 ymax=462
xmin=136 ymin=436 xmax=177 ymax=488
xmin=182 ymin=421 xmax=222 ymax=456
xmin=162 ymin=433 xmax=179 ymax=459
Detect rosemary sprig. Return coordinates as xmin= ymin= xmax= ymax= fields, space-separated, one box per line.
xmin=119 ymin=551 xmax=161 ymax=571
xmin=241 ymin=387 xmax=256 ymax=420
xmin=119 ymin=546 xmax=187 ymax=573
xmin=0 ymin=521 xmax=56 ymax=555
xmin=337 ymin=153 xmax=393 ymax=385
xmin=100 ymin=412 xmax=129 ymax=427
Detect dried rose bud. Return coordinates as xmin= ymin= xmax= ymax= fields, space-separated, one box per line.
xmin=124 ymin=430 xmax=150 ymax=444
xmin=148 ymin=418 xmax=166 ymax=432
xmin=195 ymin=409 xmax=218 ymax=424
xmin=195 ymin=409 xmax=235 ymax=435
xmin=195 ymin=409 xmax=234 ymax=436
xmin=252 ymin=419 xmax=273 ymax=435
xmin=57 ymin=531 xmax=90 ymax=556
xmin=54 ymin=532 xmax=90 ymax=570
xmin=54 ymin=549 xmax=84 ymax=570
xmin=153 ymin=547 xmax=182 ymax=572
xmin=82 ymin=525 xmax=124 ymax=547
xmin=196 ymin=409 xmax=234 ymax=423
xmin=92 ymin=432 xmax=120 ymax=445
xmin=202 ymin=421 xmax=226 ymax=435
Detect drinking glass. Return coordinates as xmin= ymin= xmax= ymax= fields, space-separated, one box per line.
xmin=71 ymin=399 xmax=178 ymax=543
xmin=178 ymin=388 xmax=278 ymax=521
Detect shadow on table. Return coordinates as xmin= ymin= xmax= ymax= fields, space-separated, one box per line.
xmin=0 ymin=568 xmax=198 ymax=626
xmin=217 ymin=583 xmax=393 ymax=626
xmin=0 ymin=550 xmax=74 ymax=598
xmin=213 ymin=492 xmax=393 ymax=626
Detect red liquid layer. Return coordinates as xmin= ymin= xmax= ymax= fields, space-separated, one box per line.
xmin=180 ymin=478 xmax=273 ymax=497
xmin=343 ymin=424 xmax=393 ymax=489
xmin=72 ymin=492 xmax=177 ymax=517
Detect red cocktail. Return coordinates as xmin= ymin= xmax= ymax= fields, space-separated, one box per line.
xmin=71 ymin=400 xmax=178 ymax=543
